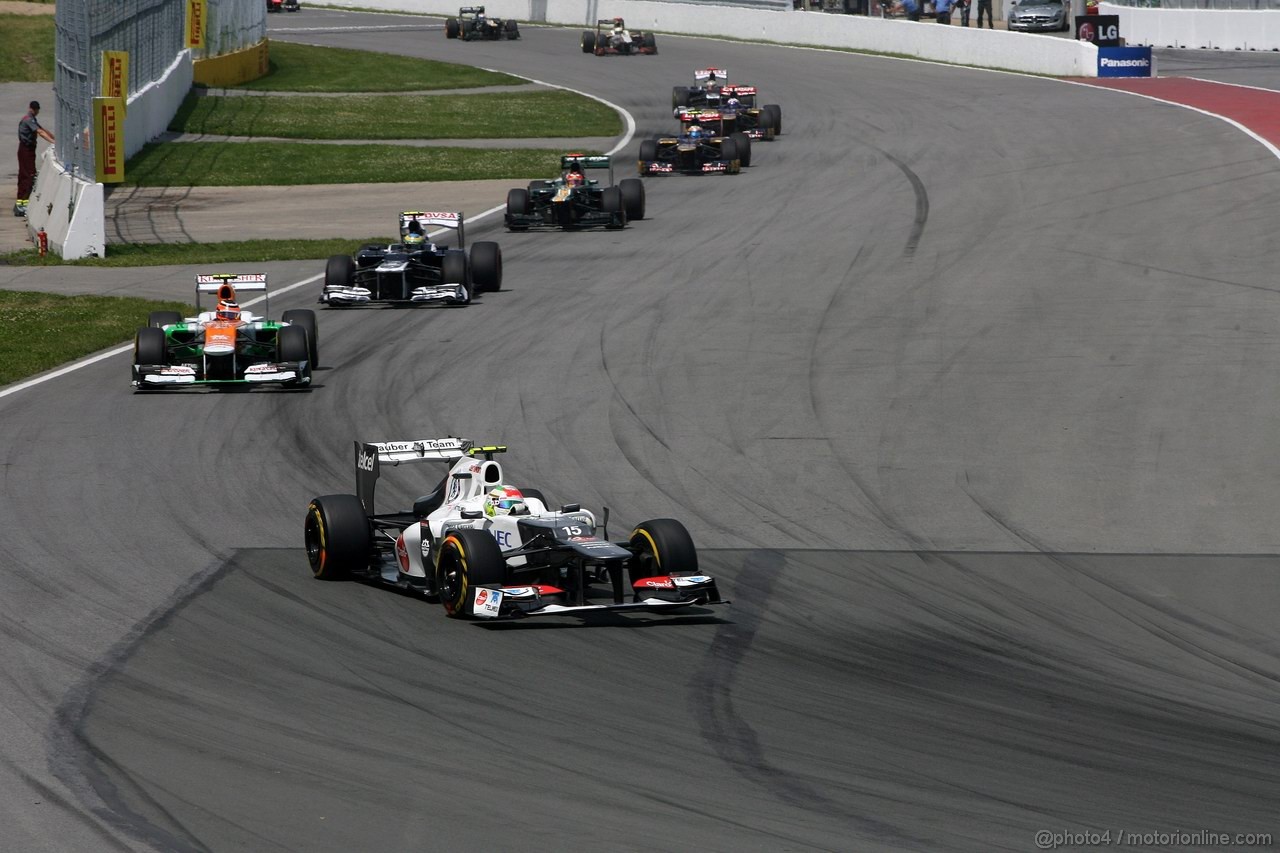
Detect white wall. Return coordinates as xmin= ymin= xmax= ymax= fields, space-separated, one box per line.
xmin=1099 ymin=3 xmax=1280 ymax=51
xmin=305 ymin=0 xmax=1098 ymax=77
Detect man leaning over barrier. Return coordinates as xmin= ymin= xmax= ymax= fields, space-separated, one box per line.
xmin=15 ymin=100 xmax=54 ymax=219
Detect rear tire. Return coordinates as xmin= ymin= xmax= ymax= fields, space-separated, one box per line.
xmin=134 ymin=326 xmax=167 ymax=366
xmin=643 ymin=33 xmax=657 ymax=52
xmin=720 ymin=136 xmax=738 ymax=164
xmin=445 ymin=18 xmax=460 ymax=38
xmin=281 ymin=308 xmax=319 ymax=368
xmin=764 ymin=104 xmax=782 ymax=135
xmin=436 ymin=528 xmax=507 ymax=617
xmin=441 ymin=250 xmax=468 ymax=287
xmin=628 ymin=518 xmax=697 ymax=585
xmin=672 ymin=87 xmax=691 ymax=111
xmin=325 ymin=254 xmax=354 ymax=290
xmin=305 ymin=494 xmax=371 ymax=581
xmin=148 ymin=310 xmax=182 ymax=328
xmin=504 ymin=18 xmax=519 ymax=38
xmin=619 ymin=178 xmax=645 ymax=221
xmin=639 ymin=139 xmax=658 ymax=162
xmin=581 ymin=30 xmax=595 ymax=52
xmin=470 ymin=241 xmax=502 ymax=293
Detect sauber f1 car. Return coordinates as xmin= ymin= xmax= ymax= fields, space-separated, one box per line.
xmin=132 ymin=273 xmax=317 ymax=390
xmin=505 ymin=154 xmax=645 ymax=231
xmin=321 ymin=211 xmax=502 ymax=307
xmin=305 ymin=438 xmax=727 ymax=620
xmin=445 ymin=6 xmax=520 ymax=40
xmin=638 ymin=110 xmax=749 ymax=175
xmin=581 ymin=17 xmax=657 ymax=55
xmin=671 ymin=68 xmax=782 ymax=141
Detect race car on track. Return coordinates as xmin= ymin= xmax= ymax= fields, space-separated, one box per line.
xmin=321 ymin=211 xmax=502 ymax=307
xmin=132 ymin=273 xmax=317 ymax=391
xmin=671 ymin=68 xmax=782 ymax=140
xmin=505 ymin=154 xmax=645 ymax=230
xmin=304 ymin=438 xmax=728 ymax=620
xmin=638 ymin=110 xmax=749 ymax=175
xmin=581 ymin=17 xmax=657 ymax=55
xmin=445 ymin=6 xmax=520 ymax=40
xmin=266 ymin=0 xmax=299 ymax=12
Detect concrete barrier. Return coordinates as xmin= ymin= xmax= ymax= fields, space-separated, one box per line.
xmin=28 ymin=51 xmax=192 ymax=259
xmin=305 ymin=0 xmax=1097 ymax=76
xmin=1099 ymin=3 xmax=1280 ymax=51
xmin=194 ymin=39 xmax=272 ymax=87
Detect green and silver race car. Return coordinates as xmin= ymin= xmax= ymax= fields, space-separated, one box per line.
xmin=131 ymin=273 xmax=318 ymax=391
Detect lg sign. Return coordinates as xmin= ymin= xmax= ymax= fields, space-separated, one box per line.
xmin=1076 ymin=14 xmax=1121 ymax=47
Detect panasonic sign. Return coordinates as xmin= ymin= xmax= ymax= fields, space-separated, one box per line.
xmin=1097 ymin=47 xmax=1154 ymax=78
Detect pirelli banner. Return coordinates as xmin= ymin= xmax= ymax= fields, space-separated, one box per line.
xmin=93 ymin=97 xmax=126 ymax=184
xmin=101 ymin=51 xmax=128 ymax=117
xmin=186 ymin=0 xmax=207 ymax=49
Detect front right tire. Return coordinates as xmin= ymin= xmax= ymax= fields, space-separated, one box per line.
xmin=628 ymin=518 xmax=698 ymax=586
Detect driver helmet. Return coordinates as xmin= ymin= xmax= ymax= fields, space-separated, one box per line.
xmin=216 ymin=299 xmax=241 ymax=321
xmin=565 ymin=162 xmax=585 ymax=186
xmin=726 ymin=97 xmax=740 ymax=108
xmin=686 ymin=124 xmax=704 ymax=141
xmin=485 ymin=486 xmax=526 ymax=517
xmin=404 ymin=220 xmax=426 ymax=246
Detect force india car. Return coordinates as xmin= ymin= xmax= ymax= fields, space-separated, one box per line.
xmin=580 ymin=17 xmax=657 ymax=55
xmin=638 ymin=110 xmax=749 ymax=175
xmin=671 ymin=69 xmax=782 ymax=141
xmin=505 ymin=154 xmax=645 ymax=231
xmin=305 ymin=438 xmax=727 ymax=620
xmin=132 ymin=273 xmax=318 ymax=390
xmin=445 ymin=6 xmax=520 ymax=40
xmin=321 ymin=211 xmax=502 ymax=307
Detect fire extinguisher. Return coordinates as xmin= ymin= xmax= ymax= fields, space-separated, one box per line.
xmin=37 ymin=227 xmax=47 ymax=257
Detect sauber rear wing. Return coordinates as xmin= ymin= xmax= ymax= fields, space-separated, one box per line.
xmin=561 ymin=153 xmax=614 ymax=185
xmin=195 ymin=273 xmax=268 ymax=315
xmin=354 ymin=437 xmax=507 ymax=515
xmin=399 ymin=210 xmax=465 ymax=247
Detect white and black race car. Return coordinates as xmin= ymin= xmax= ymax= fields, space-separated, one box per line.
xmin=304 ymin=438 xmax=727 ymax=620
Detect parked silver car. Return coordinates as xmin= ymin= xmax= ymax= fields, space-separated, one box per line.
xmin=1007 ymin=0 xmax=1071 ymax=31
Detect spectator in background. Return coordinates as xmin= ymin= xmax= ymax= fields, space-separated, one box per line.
xmin=15 ymin=100 xmax=54 ymax=218
xmin=935 ymin=0 xmax=953 ymax=23
xmin=977 ymin=0 xmax=994 ymax=27
xmin=957 ymin=0 xmax=971 ymax=25
xmin=902 ymin=0 xmax=922 ymax=20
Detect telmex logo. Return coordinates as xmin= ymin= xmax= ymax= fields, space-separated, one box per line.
xmin=357 ymin=451 xmax=376 ymax=471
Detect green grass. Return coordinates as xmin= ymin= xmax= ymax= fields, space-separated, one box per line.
xmin=0 ymin=237 xmax=398 ymax=267
xmin=0 ymin=15 xmax=56 ymax=82
xmin=124 ymin=142 xmax=577 ymax=187
xmin=239 ymin=41 xmax=522 ymax=92
xmin=0 ymin=291 xmax=193 ymax=386
xmin=171 ymin=90 xmax=621 ymax=139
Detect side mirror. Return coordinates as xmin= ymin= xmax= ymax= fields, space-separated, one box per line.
xmin=559 ymin=503 xmax=581 ymax=513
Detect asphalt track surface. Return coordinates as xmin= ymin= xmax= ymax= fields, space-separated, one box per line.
xmin=3 ymin=11 xmax=1280 ymax=852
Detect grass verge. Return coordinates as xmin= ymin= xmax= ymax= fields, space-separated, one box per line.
xmin=0 ymin=291 xmax=193 ymax=386
xmin=0 ymin=237 xmax=394 ymax=267
xmin=238 ymin=41 xmax=523 ymax=92
xmin=172 ymin=90 xmax=621 ymax=139
xmin=125 ymin=142 xmax=577 ymax=187
xmin=0 ymin=14 xmax=55 ymax=82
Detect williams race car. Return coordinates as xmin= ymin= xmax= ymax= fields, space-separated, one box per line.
xmin=132 ymin=273 xmax=317 ymax=391
xmin=505 ymin=154 xmax=645 ymax=231
xmin=638 ymin=110 xmax=749 ymax=175
xmin=305 ymin=438 xmax=727 ymax=620
xmin=321 ymin=211 xmax=502 ymax=307
xmin=445 ymin=6 xmax=520 ymax=40
xmin=581 ymin=17 xmax=657 ymax=55
xmin=671 ymin=68 xmax=782 ymax=141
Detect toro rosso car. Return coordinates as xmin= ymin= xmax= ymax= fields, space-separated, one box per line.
xmin=321 ymin=211 xmax=502 ymax=307
xmin=445 ymin=6 xmax=520 ymax=40
xmin=304 ymin=438 xmax=727 ymax=620
xmin=505 ymin=154 xmax=645 ymax=231
xmin=581 ymin=17 xmax=657 ymax=55
xmin=671 ymin=69 xmax=782 ymax=141
xmin=638 ymin=110 xmax=749 ymax=175
xmin=132 ymin=273 xmax=317 ymax=390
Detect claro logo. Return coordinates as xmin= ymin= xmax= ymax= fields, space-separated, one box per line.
xmin=357 ymin=450 xmax=377 ymax=471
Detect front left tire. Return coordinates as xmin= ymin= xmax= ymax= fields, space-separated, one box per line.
xmin=305 ymin=494 xmax=372 ymax=581
xmin=436 ymin=528 xmax=507 ymax=617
